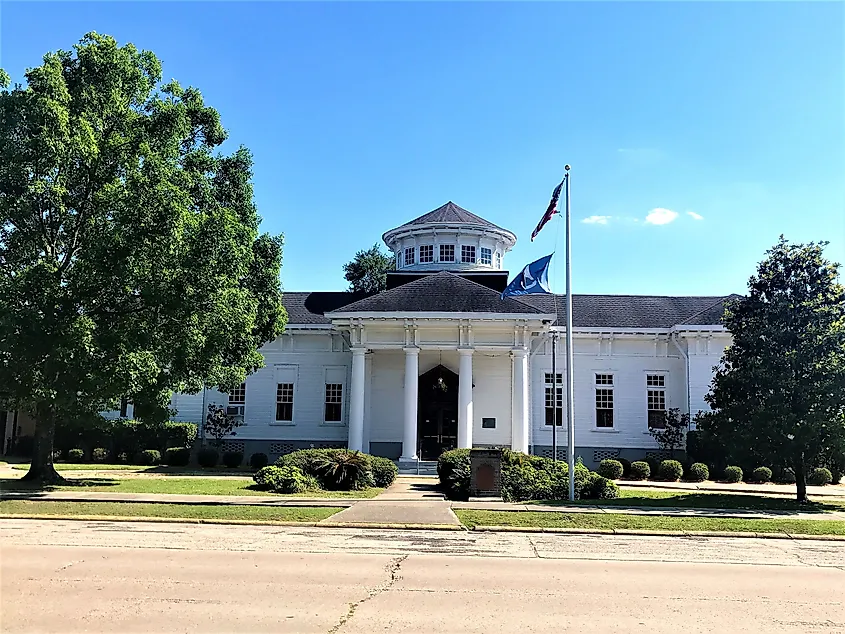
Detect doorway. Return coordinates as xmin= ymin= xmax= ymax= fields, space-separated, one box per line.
xmin=417 ymin=365 xmax=459 ymax=460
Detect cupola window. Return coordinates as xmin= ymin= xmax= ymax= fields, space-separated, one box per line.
xmin=439 ymin=244 xmax=455 ymax=262
xmin=404 ymin=247 xmax=415 ymax=266
xmin=461 ymin=245 xmax=476 ymax=264
xmin=480 ymin=247 xmax=492 ymax=266
xmin=419 ymin=245 xmax=434 ymax=263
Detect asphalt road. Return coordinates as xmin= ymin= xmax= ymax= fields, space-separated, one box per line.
xmin=2 ymin=519 xmax=844 ymax=633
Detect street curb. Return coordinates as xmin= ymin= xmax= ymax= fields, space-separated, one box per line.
xmin=318 ymin=521 xmax=464 ymax=531
xmin=470 ymin=525 xmax=845 ymax=541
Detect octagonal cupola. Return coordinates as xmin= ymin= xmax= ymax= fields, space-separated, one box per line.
xmin=382 ymin=202 xmax=517 ymax=272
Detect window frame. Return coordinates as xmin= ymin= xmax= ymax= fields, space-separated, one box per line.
xmin=275 ymin=382 xmax=294 ymax=423
xmin=226 ymin=383 xmax=246 ymax=422
xmin=594 ymin=373 xmax=614 ymax=428
xmin=403 ymin=247 xmax=415 ymax=267
xmin=461 ymin=245 xmax=477 ymax=264
xmin=646 ymin=373 xmax=667 ymax=429
xmin=439 ymin=244 xmax=455 ymax=262
xmin=544 ymin=372 xmax=563 ymax=426
xmin=324 ymin=382 xmax=344 ymax=424
xmin=479 ymin=247 xmax=492 ymax=265
xmin=419 ymin=244 xmax=434 ymax=263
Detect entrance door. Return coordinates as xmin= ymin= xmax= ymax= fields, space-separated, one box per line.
xmin=417 ymin=365 xmax=459 ymax=460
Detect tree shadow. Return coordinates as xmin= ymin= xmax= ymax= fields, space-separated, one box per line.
xmin=0 ymin=477 xmax=121 ymax=495
xmin=532 ymin=493 xmax=843 ymax=514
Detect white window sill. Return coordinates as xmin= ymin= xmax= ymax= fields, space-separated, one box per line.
xmin=320 ymin=422 xmax=346 ymax=427
xmin=270 ymin=421 xmax=295 ymax=426
xmin=590 ymin=429 xmax=620 ymax=433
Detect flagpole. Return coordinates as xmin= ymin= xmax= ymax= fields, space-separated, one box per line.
xmin=551 ymin=328 xmax=557 ymax=461
xmin=564 ymin=165 xmax=575 ymax=501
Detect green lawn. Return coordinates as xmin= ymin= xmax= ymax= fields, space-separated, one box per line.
xmin=530 ymin=489 xmax=845 ymax=513
xmin=455 ymin=510 xmax=845 ymax=536
xmin=0 ymin=477 xmax=382 ymax=498
xmin=11 ymin=463 xmax=155 ymax=471
xmin=0 ymin=500 xmax=340 ymax=523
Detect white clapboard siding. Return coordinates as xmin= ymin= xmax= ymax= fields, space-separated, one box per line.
xmin=472 ymin=352 xmax=513 ymax=446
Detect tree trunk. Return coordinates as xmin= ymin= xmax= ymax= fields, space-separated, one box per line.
xmin=20 ymin=408 xmax=66 ymax=485
xmin=794 ymin=455 xmax=808 ymax=504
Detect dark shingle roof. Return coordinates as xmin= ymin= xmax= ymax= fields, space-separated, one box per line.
xmin=516 ymin=294 xmax=735 ymax=328
xmin=282 ymin=291 xmax=371 ymax=325
xmin=389 ymin=201 xmax=509 ymax=233
xmin=326 ymin=271 xmax=548 ymax=315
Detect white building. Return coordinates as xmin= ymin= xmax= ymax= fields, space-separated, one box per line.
xmin=6 ymin=202 xmax=734 ymax=467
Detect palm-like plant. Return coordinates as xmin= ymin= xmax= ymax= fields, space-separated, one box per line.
xmin=315 ymin=450 xmax=373 ymax=490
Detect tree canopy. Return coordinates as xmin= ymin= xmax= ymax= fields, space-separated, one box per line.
xmin=700 ymin=237 xmax=845 ymax=501
xmin=342 ymin=243 xmax=394 ymax=293
xmin=0 ymin=33 xmax=286 ymax=482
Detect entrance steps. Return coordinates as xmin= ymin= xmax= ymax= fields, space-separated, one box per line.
xmin=396 ymin=460 xmax=438 ymax=476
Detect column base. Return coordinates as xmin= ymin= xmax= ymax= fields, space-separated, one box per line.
xmin=398 ymin=456 xmax=419 ymax=466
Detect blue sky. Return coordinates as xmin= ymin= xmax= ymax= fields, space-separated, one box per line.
xmin=2 ymin=1 xmax=843 ymax=295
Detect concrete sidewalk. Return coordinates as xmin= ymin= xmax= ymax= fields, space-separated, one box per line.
xmin=619 ymin=479 xmax=845 ymax=497
xmin=0 ymin=490 xmax=355 ymax=507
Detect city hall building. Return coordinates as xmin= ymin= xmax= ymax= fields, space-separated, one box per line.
xmin=4 ymin=202 xmax=734 ymax=468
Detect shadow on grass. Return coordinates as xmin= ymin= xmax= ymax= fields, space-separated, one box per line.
xmin=530 ymin=493 xmax=844 ymax=514
xmin=0 ymin=477 xmax=121 ymax=496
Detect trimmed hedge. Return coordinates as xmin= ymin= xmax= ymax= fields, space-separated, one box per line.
xmin=371 ymin=456 xmax=398 ymax=487
xmin=724 ymin=465 xmax=743 ymax=483
xmin=809 ymin=467 xmax=832 ymax=486
xmin=437 ymin=448 xmax=471 ymax=500
xmin=55 ymin=418 xmax=198 ymax=457
xmin=249 ymin=452 xmax=269 ymax=469
xmin=688 ymin=463 xmax=709 ymax=482
xmin=659 ymin=460 xmax=683 ymax=482
xmin=598 ymin=459 xmax=624 ymax=480
xmin=222 ymin=451 xmax=244 ymax=469
xmin=67 ymin=448 xmax=85 ymax=462
xmin=751 ymin=466 xmax=772 ymax=483
xmin=134 ymin=449 xmax=161 ymax=466
xmin=197 ymin=447 xmax=219 ymax=468
xmin=164 ymin=447 xmax=190 ymax=467
xmin=276 ymin=449 xmax=378 ymax=491
xmin=629 ymin=461 xmax=650 ymax=480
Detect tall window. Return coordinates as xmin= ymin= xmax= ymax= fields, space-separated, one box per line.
xmin=480 ymin=247 xmax=492 ymax=265
xmin=226 ymin=383 xmax=246 ymax=420
xmin=595 ymin=374 xmax=614 ymax=428
xmin=495 ymin=252 xmax=502 ymax=268
xmin=119 ymin=398 xmax=130 ymax=418
xmin=544 ymin=373 xmax=563 ymax=426
xmin=419 ymin=245 xmax=434 ymax=263
xmin=404 ymin=247 xmax=415 ymax=266
xmin=275 ymin=383 xmax=294 ymax=422
xmin=461 ymin=245 xmax=476 ymax=264
xmin=324 ymin=383 xmax=343 ymax=422
xmin=439 ymin=244 xmax=455 ymax=262
xmin=647 ymin=374 xmax=667 ymax=428
xmin=396 ymin=252 xmax=402 ymax=268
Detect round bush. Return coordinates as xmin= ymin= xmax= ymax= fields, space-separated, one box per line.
xmin=502 ymin=464 xmax=553 ymax=502
xmin=222 ymin=451 xmax=244 ymax=469
xmin=197 ymin=447 xmax=219 ymax=468
xmin=253 ymin=465 xmax=279 ymax=488
xmin=688 ymin=462 xmax=709 ymax=482
xmin=629 ymin=461 xmax=651 ymax=481
xmin=751 ymin=466 xmax=772 ymax=483
xmin=658 ymin=460 xmax=684 ymax=482
xmin=598 ymin=459 xmax=624 ymax=480
xmin=67 ymin=448 xmax=85 ymax=462
xmin=164 ymin=447 xmax=190 ymax=467
xmin=618 ymin=458 xmax=632 ymax=478
xmin=134 ymin=449 xmax=161 ymax=466
xmin=808 ymin=467 xmax=832 ymax=486
xmin=831 ymin=468 xmax=843 ymax=485
xmin=581 ymin=473 xmax=621 ymax=500
xmin=249 ymin=452 xmax=269 ymax=469
xmin=91 ymin=448 xmax=108 ymax=463
xmin=724 ymin=465 xmax=743 ymax=483
xmin=268 ymin=465 xmax=310 ymax=494
xmin=313 ymin=450 xmax=374 ymax=490
xmin=370 ymin=456 xmax=398 ymax=488
xmin=645 ymin=457 xmax=662 ymax=479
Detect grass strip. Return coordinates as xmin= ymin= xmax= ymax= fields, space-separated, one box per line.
xmin=11 ymin=464 xmax=154 ymax=471
xmin=455 ymin=510 xmax=845 ymax=536
xmin=0 ymin=500 xmax=340 ymax=523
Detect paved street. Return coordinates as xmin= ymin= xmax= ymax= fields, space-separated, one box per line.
xmin=2 ymin=519 xmax=844 ymax=633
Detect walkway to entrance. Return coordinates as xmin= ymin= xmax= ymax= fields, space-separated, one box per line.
xmin=318 ymin=476 xmax=462 ymax=527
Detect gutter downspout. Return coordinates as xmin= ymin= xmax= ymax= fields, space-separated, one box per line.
xmin=669 ymin=333 xmax=691 ymax=427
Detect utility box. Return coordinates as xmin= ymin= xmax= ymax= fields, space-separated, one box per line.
xmin=469 ymin=448 xmax=503 ymax=500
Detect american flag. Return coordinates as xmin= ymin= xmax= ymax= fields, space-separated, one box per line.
xmin=530 ymin=176 xmax=566 ymax=241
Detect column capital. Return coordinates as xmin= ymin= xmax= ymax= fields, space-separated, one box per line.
xmin=510 ymin=348 xmax=528 ymax=358
xmin=457 ymin=347 xmax=474 ymax=356
xmin=402 ymin=346 xmax=420 ymax=355
xmin=351 ymin=347 xmax=367 ymax=357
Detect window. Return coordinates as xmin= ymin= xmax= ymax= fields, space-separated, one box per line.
xmin=439 ymin=244 xmax=455 ymax=262
xmin=461 ymin=245 xmax=476 ymax=264
xmin=275 ymin=383 xmax=294 ymax=422
xmin=324 ymin=383 xmax=343 ymax=422
xmin=647 ymin=374 xmax=667 ymax=428
xmin=226 ymin=382 xmax=246 ymax=420
xmin=544 ymin=372 xmax=563 ymax=426
xmin=404 ymin=247 xmax=415 ymax=266
xmin=119 ymin=398 xmax=130 ymax=418
xmin=396 ymin=252 xmax=402 ymax=268
xmin=419 ymin=245 xmax=433 ymax=263
xmin=595 ymin=374 xmax=614 ymax=427
xmin=495 ymin=252 xmax=501 ymax=268
xmin=482 ymin=417 xmax=496 ymax=429
xmin=480 ymin=247 xmax=492 ymax=265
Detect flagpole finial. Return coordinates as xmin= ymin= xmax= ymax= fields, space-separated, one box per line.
xmin=564 ymin=164 xmax=570 ymax=171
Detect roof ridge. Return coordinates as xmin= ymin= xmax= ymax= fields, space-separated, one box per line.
xmin=679 ymin=295 xmax=734 ymax=325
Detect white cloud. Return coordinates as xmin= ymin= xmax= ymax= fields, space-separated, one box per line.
xmin=581 ymin=215 xmax=612 ymax=225
xmin=686 ymin=210 xmax=704 ymax=220
xmin=644 ymin=208 xmax=679 ymax=225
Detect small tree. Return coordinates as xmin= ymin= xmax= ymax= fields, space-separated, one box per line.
xmin=203 ymin=404 xmax=243 ymax=448
xmin=649 ymin=408 xmax=689 ymax=458
xmin=342 ymin=244 xmax=394 ymax=293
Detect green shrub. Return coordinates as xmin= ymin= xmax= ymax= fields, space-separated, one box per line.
xmin=134 ymin=449 xmax=161 ymax=466
xmin=313 ymin=450 xmax=374 ymax=490
xmin=502 ymin=464 xmax=553 ymax=502
xmin=277 ymin=448 xmax=347 ymax=473
xmin=91 ymin=448 xmax=108 ymax=463
xmin=808 ymin=467 xmax=832 ymax=486
xmin=67 ymin=448 xmax=85 ymax=462
xmin=249 ymin=452 xmax=269 ymax=469
xmin=645 ymin=457 xmax=662 ymax=478
xmin=253 ymin=465 xmax=279 ymax=487
xmin=162 ymin=422 xmax=198 ymax=449
xmin=371 ymin=456 xmax=398 ymax=487
xmin=581 ymin=473 xmax=620 ymax=499
xmin=437 ymin=448 xmax=471 ymax=480
xmin=437 ymin=448 xmax=471 ymax=499
xmin=658 ymin=460 xmax=683 ymax=482
xmin=724 ymin=465 xmax=743 ymax=483
xmin=598 ymin=459 xmax=623 ymax=480
xmin=688 ymin=463 xmax=709 ymax=482
xmin=164 ymin=447 xmax=190 ymax=466
xmin=618 ymin=457 xmax=631 ymax=478
xmin=773 ymin=466 xmax=796 ymax=484
xmin=222 ymin=451 xmax=243 ymax=469
xmin=751 ymin=466 xmax=772 ymax=483
xmin=629 ymin=461 xmax=650 ymax=480
xmin=197 ymin=447 xmax=219 ymax=468
xmin=831 ymin=468 xmax=843 ymax=485
xmin=252 ymin=465 xmax=312 ymax=493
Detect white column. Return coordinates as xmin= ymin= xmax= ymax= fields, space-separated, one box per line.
xmin=511 ymin=348 xmax=529 ymax=453
xmin=348 ymin=347 xmax=366 ymax=452
xmin=458 ymin=348 xmax=474 ymax=449
xmin=401 ymin=347 xmax=419 ymax=460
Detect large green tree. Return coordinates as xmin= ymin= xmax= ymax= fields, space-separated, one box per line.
xmin=701 ymin=237 xmax=845 ymax=502
xmin=0 ymin=33 xmax=286 ymax=483
xmin=342 ymin=243 xmax=394 ymax=293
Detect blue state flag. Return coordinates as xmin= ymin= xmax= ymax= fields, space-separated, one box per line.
xmin=501 ymin=254 xmax=553 ymax=298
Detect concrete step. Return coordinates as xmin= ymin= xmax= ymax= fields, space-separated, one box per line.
xmin=397 ymin=461 xmax=438 ymax=476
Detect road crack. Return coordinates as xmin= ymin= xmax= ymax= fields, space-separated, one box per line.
xmin=327 ymin=554 xmax=408 ymax=633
